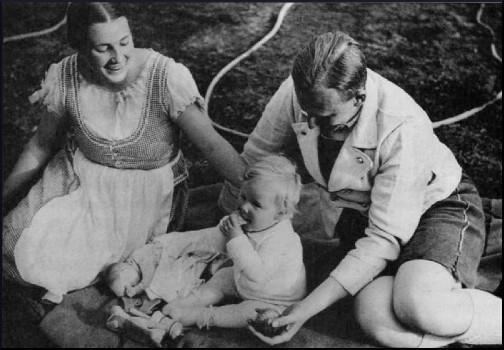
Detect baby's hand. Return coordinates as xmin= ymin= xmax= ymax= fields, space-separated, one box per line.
xmin=125 ymin=283 xmax=144 ymax=298
xmin=219 ymin=212 xmax=246 ymax=240
xmin=248 ymin=308 xmax=287 ymax=337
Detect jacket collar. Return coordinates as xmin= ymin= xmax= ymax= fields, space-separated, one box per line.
xmin=291 ymin=70 xmax=380 ymax=187
xmin=295 ymin=68 xmax=379 ymax=151
xmin=347 ymin=69 xmax=379 ymax=150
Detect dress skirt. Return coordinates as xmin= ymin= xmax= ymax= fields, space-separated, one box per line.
xmin=3 ymin=146 xmax=178 ymax=301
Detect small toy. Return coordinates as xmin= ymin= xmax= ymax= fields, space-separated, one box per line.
xmin=106 ymin=305 xmax=183 ymax=347
xmin=121 ymin=295 xmax=162 ymax=315
xmin=248 ymin=308 xmax=287 ymax=337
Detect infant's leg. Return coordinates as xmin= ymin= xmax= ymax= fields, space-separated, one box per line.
xmin=196 ymin=300 xmax=286 ymax=329
xmin=165 ymin=285 xmax=224 ymax=310
xmin=163 ymin=285 xmax=224 ymax=322
xmin=163 ymin=267 xmax=235 ymax=317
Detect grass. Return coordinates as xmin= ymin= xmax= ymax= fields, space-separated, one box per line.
xmin=2 ymin=3 xmax=502 ymax=197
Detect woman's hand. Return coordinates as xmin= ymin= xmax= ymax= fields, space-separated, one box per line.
xmin=248 ymin=303 xmax=310 ymax=345
xmin=219 ymin=212 xmax=245 ymax=240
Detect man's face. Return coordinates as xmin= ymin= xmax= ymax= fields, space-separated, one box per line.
xmin=298 ymin=87 xmax=363 ymax=139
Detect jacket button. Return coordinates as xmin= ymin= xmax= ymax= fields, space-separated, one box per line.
xmin=356 ymin=157 xmax=364 ymax=164
xmin=301 ymin=131 xmax=307 ymax=136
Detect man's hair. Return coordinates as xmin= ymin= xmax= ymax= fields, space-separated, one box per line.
xmin=292 ymin=31 xmax=367 ymax=102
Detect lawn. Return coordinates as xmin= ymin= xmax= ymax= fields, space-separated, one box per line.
xmin=2 ymin=2 xmax=502 ymax=199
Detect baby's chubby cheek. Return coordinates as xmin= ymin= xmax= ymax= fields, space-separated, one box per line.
xmin=234 ymin=212 xmax=248 ymax=226
xmin=110 ymin=283 xmax=125 ymax=297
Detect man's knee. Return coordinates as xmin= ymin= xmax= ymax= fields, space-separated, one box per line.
xmin=355 ymin=276 xmax=432 ymax=347
xmin=392 ymin=260 xmax=462 ymax=332
xmin=355 ymin=276 xmax=400 ymax=346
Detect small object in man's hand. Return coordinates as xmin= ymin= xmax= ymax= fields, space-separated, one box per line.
xmin=249 ymin=308 xmax=287 ymax=337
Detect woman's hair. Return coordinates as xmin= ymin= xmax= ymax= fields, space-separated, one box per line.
xmin=66 ymin=2 xmax=125 ymax=50
xmin=244 ymin=155 xmax=302 ymax=218
xmin=291 ymin=31 xmax=367 ymax=101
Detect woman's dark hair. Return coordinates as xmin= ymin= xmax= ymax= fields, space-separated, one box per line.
xmin=66 ymin=2 xmax=124 ymax=50
xmin=292 ymin=31 xmax=367 ymax=101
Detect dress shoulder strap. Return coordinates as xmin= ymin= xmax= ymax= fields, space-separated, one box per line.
xmin=61 ymin=54 xmax=78 ymax=115
xmin=149 ymin=53 xmax=176 ymax=114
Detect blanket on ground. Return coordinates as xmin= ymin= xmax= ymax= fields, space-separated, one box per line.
xmin=3 ymin=183 xmax=502 ymax=348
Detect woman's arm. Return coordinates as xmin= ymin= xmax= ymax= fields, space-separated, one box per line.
xmin=176 ymin=104 xmax=246 ymax=188
xmin=218 ymin=77 xmax=300 ymax=213
xmin=249 ymin=276 xmax=349 ymax=345
xmin=3 ymin=111 xmax=64 ymax=203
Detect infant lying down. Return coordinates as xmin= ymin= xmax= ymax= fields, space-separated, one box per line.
xmin=106 ymin=155 xmax=307 ymax=338
xmin=104 ymin=228 xmax=229 ymax=303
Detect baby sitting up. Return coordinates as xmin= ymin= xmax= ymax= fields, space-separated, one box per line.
xmin=161 ymin=155 xmax=307 ymax=329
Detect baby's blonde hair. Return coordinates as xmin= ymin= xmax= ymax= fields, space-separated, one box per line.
xmin=244 ymin=155 xmax=302 ymax=218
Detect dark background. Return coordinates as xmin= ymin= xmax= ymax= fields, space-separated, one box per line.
xmin=3 ymin=2 xmax=502 ymax=198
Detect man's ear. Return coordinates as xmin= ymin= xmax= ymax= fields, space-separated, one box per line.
xmin=354 ymin=89 xmax=366 ymax=106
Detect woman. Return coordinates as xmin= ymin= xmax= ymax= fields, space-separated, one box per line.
xmin=2 ymin=2 xmax=244 ymax=304
xmin=220 ymin=32 xmax=502 ymax=346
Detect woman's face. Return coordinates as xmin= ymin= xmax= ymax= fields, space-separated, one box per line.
xmin=83 ymin=16 xmax=134 ymax=88
xmin=298 ymin=87 xmax=363 ymax=138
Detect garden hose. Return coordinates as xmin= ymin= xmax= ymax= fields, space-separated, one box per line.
xmin=432 ymin=4 xmax=502 ymax=129
xmin=3 ymin=4 xmax=69 ymax=44
xmin=3 ymin=3 xmax=501 ymax=136
xmin=204 ymin=3 xmax=295 ymax=138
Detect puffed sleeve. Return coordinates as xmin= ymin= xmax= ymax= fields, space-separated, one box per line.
xmin=28 ymin=62 xmax=65 ymax=117
xmin=161 ymin=58 xmax=206 ymax=122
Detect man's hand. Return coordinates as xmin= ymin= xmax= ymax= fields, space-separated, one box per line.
xmin=248 ymin=303 xmax=310 ymax=345
xmin=219 ymin=212 xmax=246 ymax=240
